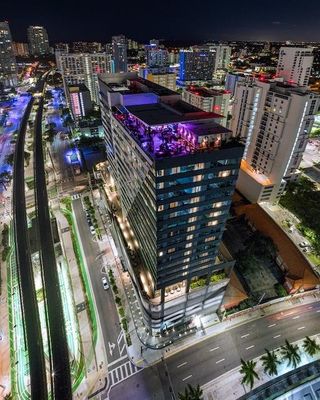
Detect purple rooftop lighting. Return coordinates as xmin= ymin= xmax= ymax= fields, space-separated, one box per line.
xmin=114 ymin=108 xmax=228 ymax=160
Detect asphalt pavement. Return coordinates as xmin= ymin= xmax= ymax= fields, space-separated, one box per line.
xmin=73 ymin=198 xmax=125 ymax=364
xmin=110 ymin=301 xmax=320 ymax=400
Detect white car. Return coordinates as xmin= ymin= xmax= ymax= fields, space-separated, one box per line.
xmin=102 ymin=277 xmax=109 ymax=290
xmin=90 ymin=225 xmax=95 ymax=235
xmin=299 ymin=241 xmax=309 ymax=248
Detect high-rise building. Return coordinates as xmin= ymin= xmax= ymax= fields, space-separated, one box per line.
xmin=67 ymin=84 xmax=92 ymax=119
xmin=139 ymin=67 xmax=176 ymax=91
xmin=225 ymin=72 xmax=247 ymax=97
xmin=12 ymin=42 xmax=29 ymax=57
xmin=99 ymin=73 xmax=243 ymax=334
xmin=207 ymin=44 xmax=231 ymax=71
xmin=27 ymin=26 xmax=50 ymax=56
xmin=311 ymin=47 xmax=320 ymax=78
xmin=276 ymin=47 xmax=314 ymax=87
xmin=168 ymin=50 xmax=179 ymax=65
xmin=127 ymin=38 xmax=139 ymax=50
xmin=112 ymin=35 xmax=127 ymax=73
xmin=0 ymin=21 xmax=17 ymax=88
xmin=182 ymin=86 xmax=231 ymax=127
xmin=179 ymin=47 xmax=215 ymax=82
xmin=231 ymin=77 xmax=320 ymax=203
xmin=57 ymin=52 xmax=111 ymax=103
xmin=145 ymin=45 xmax=168 ymax=67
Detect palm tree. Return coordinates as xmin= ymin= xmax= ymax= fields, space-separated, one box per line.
xmin=178 ymin=383 xmax=203 ymax=400
xmin=303 ymin=336 xmax=320 ymax=357
xmin=260 ymin=349 xmax=281 ymax=376
xmin=240 ymin=359 xmax=260 ymax=389
xmin=281 ymin=340 xmax=301 ymax=369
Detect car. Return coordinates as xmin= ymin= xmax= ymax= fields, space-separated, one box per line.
xmin=299 ymin=241 xmax=309 ymax=248
xmin=90 ymin=225 xmax=95 ymax=235
xmin=102 ymin=277 xmax=109 ymax=290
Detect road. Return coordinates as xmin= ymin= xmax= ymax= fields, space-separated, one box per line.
xmin=34 ymin=96 xmax=72 ymax=399
xmin=73 ymin=198 xmax=125 ymax=364
xmin=110 ymin=301 xmax=320 ymax=400
xmin=12 ymin=95 xmax=48 ymax=399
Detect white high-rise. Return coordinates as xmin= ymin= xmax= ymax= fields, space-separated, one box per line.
xmin=0 ymin=21 xmax=17 ymax=88
xmin=208 ymin=45 xmax=231 ymax=71
xmin=277 ymin=47 xmax=313 ymax=87
xmin=56 ymin=53 xmax=111 ymax=103
xmin=231 ymin=77 xmax=320 ymax=203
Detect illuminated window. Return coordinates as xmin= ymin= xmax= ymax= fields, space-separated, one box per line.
xmin=158 ymin=205 xmax=164 ymax=212
xmin=195 ymin=163 xmax=205 ymax=170
xmin=188 ymin=216 xmax=197 ymax=223
xmin=187 ymin=226 xmax=195 ymax=232
xmin=219 ymin=170 xmax=231 ymax=178
xmin=208 ymin=221 xmax=218 ymax=226
xmin=186 ymin=243 xmax=192 ymax=248
xmin=168 ymin=248 xmax=175 ymax=254
xmin=205 ymin=236 xmax=215 ymax=242
xmin=170 ymin=202 xmax=178 ymax=208
xmin=193 ymin=174 xmax=203 ymax=182
xmin=187 ymin=234 xmax=194 ymax=240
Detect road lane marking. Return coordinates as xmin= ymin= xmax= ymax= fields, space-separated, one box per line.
xmin=216 ymin=358 xmax=225 ymax=364
xmin=209 ymin=347 xmax=220 ymax=352
xmin=273 ymin=335 xmax=281 ymax=339
xmin=246 ymin=345 xmax=255 ymax=350
xmin=292 ymin=316 xmax=300 ymax=320
xmin=298 ymin=326 xmax=305 ymax=330
xmin=177 ymin=362 xmax=187 ymax=368
xmin=316 ymin=310 xmax=320 ymax=313
xmin=308 ymin=306 xmax=313 ymax=310
xmin=241 ymin=334 xmax=250 ymax=338
xmin=268 ymin=324 xmax=276 ymax=328
xmin=182 ymin=375 xmax=192 ymax=381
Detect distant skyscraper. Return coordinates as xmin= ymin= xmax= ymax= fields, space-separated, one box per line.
xmin=207 ymin=45 xmax=231 ymax=71
xmin=57 ymin=52 xmax=111 ymax=103
xmin=231 ymin=77 xmax=320 ymax=202
xmin=112 ymin=35 xmax=127 ymax=73
xmin=27 ymin=26 xmax=50 ymax=56
xmin=12 ymin=42 xmax=29 ymax=57
xmin=145 ymin=45 xmax=169 ymax=67
xmin=179 ymin=47 xmax=215 ymax=82
xmin=99 ymin=73 xmax=243 ymax=334
xmin=277 ymin=47 xmax=314 ymax=87
xmin=0 ymin=21 xmax=17 ymax=88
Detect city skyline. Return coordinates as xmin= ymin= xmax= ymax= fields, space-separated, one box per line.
xmin=2 ymin=0 xmax=320 ymax=43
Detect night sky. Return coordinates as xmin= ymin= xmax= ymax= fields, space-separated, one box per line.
xmin=3 ymin=0 xmax=320 ymax=43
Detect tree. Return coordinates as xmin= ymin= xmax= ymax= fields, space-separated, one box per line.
xmin=239 ymin=359 xmax=259 ymax=389
xmin=260 ymin=349 xmax=281 ymax=376
xmin=281 ymin=340 xmax=301 ymax=369
xmin=303 ymin=336 xmax=320 ymax=357
xmin=178 ymin=384 xmax=203 ymax=400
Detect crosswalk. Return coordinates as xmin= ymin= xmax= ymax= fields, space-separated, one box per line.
xmin=71 ymin=193 xmax=81 ymax=200
xmin=108 ymin=360 xmax=141 ymax=387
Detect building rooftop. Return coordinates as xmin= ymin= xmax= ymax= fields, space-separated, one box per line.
xmin=113 ymin=103 xmax=234 ymax=160
xmin=186 ymin=85 xmax=231 ymax=98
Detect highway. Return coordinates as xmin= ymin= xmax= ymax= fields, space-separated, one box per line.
xmin=12 ymin=95 xmax=48 ymax=399
xmin=34 ymin=95 xmax=72 ymax=399
xmin=109 ymin=300 xmax=320 ymax=400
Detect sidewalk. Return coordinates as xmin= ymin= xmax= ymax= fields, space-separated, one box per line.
xmin=201 ymin=334 xmax=320 ymax=400
xmin=54 ymin=208 xmax=108 ymax=398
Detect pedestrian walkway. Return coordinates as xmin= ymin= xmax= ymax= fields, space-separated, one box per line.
xmin=108 ymin=359 xmax=141 ymax=388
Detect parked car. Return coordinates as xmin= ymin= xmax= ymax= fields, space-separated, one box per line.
xmin=102 ymin=276 xmax=109 ymax=290
xmin=299 ymin=241 xmax=309 ymax=248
